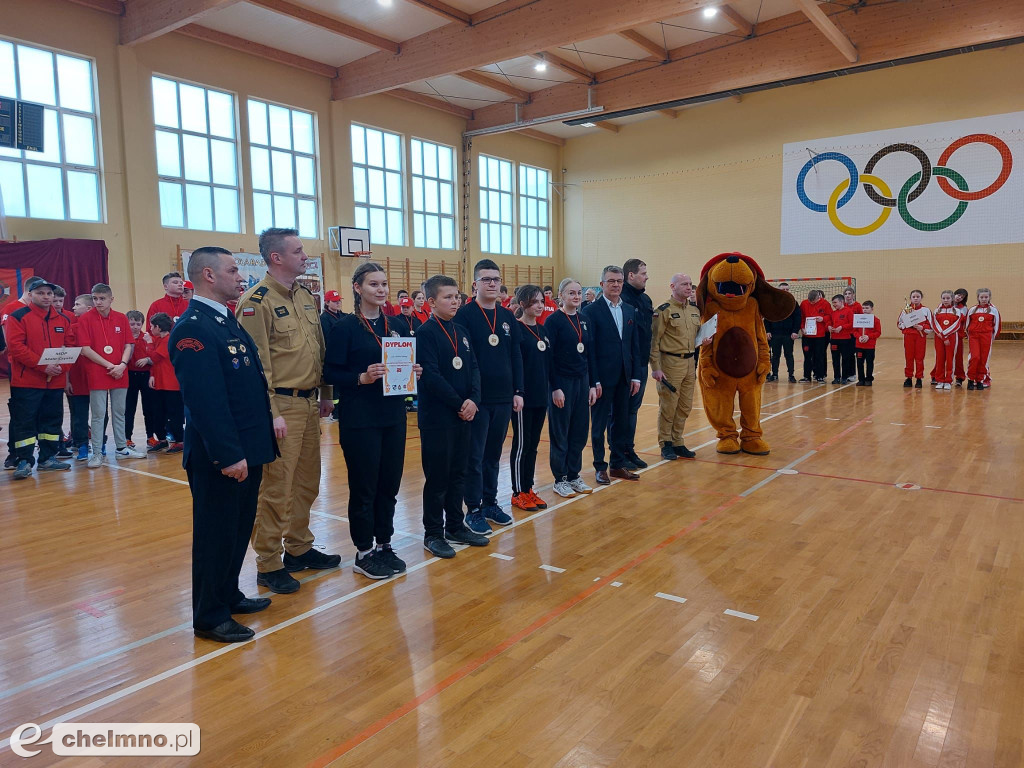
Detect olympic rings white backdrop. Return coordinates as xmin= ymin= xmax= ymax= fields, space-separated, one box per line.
xmin=781 ymin=111 xmax=1023 ymax=255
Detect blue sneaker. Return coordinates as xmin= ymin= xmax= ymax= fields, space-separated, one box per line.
xmin=465 ymin=508 xmax=492 ymax=535
xmin=76 ymin=445 xmax=89 ymax=461
xmin=482 ymin=503 xmax=513 ymax=526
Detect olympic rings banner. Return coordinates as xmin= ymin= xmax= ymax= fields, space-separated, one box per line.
xmin=781 ymin=112 xmax=1023 ymax=254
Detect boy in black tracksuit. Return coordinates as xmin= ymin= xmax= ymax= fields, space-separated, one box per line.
xmin=454 ymin=259 xmax=524 ymax=535
xmin=416 ymin=275 xmax=489 ymax=559
xmin=765 ymin=290 xmax=802 ymax=382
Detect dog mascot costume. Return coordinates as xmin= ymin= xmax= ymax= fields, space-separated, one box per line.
xmin=695 ymin=252 xmax=797 ymax=455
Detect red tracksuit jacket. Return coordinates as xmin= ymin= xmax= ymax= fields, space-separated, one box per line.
xmin=854 ymin=317 xmax=881 ymax=349
xmin=5 ymin=303 xmax=72 ymax=389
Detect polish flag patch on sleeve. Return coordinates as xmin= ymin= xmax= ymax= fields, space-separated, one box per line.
xmin=242 ymin=307 xmax=256 ymax=316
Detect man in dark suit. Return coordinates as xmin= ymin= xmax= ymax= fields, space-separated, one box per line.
xmin=581 ymin=265 xmax=643 ymax=484
xmin=170 ymin=247 xmax=278 ymax=643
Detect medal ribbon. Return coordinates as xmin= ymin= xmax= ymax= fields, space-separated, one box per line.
xmin=564 ymin=310 xmax=583 ymax=346
xmin=520 ymin=320 xmax=543 ymax=344
xmin=433 ymin=316 xmax=461 ymax=359
xmin=476 ymin=301 xmax=498 ymax=336
xmin=358 ymin=312 xmax=389 ymax=348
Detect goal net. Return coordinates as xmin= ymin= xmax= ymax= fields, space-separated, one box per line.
xmin=766 ymin=276 xmax=856 ymax=304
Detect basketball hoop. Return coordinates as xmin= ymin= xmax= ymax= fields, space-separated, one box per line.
xmin=353 ymin=251 xmax=372 ymax=258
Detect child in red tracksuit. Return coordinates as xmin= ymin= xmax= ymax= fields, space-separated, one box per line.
xmin=897 ymin=290 xmax=932 ymax=388
xmin=799 ymin=289 xmax=831 ymax=382
xmin=147 ymin=312 xmax=184 ymax=452
xmin=931 ymin=290 xmax=962 ymax=391
xmin=66 ymin=294 xmax=94 ymax=461
xmin=828 ymin=294 xmax=855 ymax=384
xmin=855 ymin=300 xmax=881 ymax=386
xmin=952 ymin=288 xmax=969 ymax=386
xmin=966 ymin=288 xmax=1000 ymax=390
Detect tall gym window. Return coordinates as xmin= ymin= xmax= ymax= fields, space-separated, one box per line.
xmin=248 ymin=99 xmax=318 ymax=239
xmin=351 ymin=123 xmax=404 ymax=247
xmin=518 ymin=164 xmax=550 ymax=257
xmin=0 ymin=39 xmax=102 ymax=222
xmin=479 ymin=154 xmax=513 ymax=255
xmin=410 ymin=138 xmax=455 ymax=250
xmin=152 ymin=75 xmax=240 ymax=233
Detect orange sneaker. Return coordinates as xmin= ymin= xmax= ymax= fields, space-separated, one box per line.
xmin=511 ymin=492 xmax=538 ymax=511
xmin=527 ymin=489 xmax=548 ymax=509
xmin=147 ymin=437 xmax=159 ymax=448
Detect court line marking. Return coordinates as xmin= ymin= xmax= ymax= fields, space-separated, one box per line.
xmin=105 ymin=462 xmax=189 ymax=485
xmin=739 ymin=451 xmax=816 ymax=497
xmin=0 ymin=381 xmax=858 ymax=749
xmin=724 ymin=609 xmax=759 ymax=622
xmin=539 ymin=564 xmax=566 ymax=573
xmin=655 ymin=592 xmax=688 ymax=604
xmin=610 ymin=582 xmax=622 ymax=588
xmin=489 ymin=553 xmax=514 ymax=561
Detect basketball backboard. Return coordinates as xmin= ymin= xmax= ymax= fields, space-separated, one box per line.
xmin=329 ymin=226 xmax=371 ymax=257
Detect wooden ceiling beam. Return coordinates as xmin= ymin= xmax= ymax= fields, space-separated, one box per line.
xmin=517 ymin=128 xmax=565 ymax=146
xmin=120 ymin=0 xmax=243 ymax=45
xmin=467 ymin=0 xmax=1024 ymax=133
xmin=618 ymin=29 xmax=669 ymax=61
xmin=719 ymin=4 xmax=754 ymax=37
xmin=402 ymin=0 xmax=471 ymax=25
xmin=64 ymin=0 xmax=124 ymax=14
xmin=455 ymin=70 xmax=530 ymax=102
xmin=174 ymin=24 xmax=338 ymax=78
xmin=792 ymin=0 xmax=858 ymax=63
xmin=332 ymin=0 xmax=717 ymax=100
xmin=657 ymin=108 xmax=678 ymax=118
xmin=530 ymin=51 xmax=594 ymax=83
xmin=386 ymin=88 xmax=474 ymax=119
xmin=594 ymin=121 xmax=619 ymax=133
xmin=247 ymin=0 xmax=400 ymax=54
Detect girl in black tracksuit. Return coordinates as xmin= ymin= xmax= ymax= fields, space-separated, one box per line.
xmin=509 ymin=285 xmax=550 ymax=512
xmin=324 ymin=261 xmax=420 ymax=581
xmin=545 ymin=278 xmax=596 ymax=497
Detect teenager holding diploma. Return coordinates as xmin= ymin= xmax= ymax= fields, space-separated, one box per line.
xmin=799 ymin=289 xmax=831 ymax=383
xmin=324 ymin=262 xmax=421 ymax=580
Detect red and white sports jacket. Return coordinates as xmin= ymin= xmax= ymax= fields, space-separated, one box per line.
xmin=966 ymin=304 xmax=1000 ymax=338
xmin=931 ymin=306 xmax=962 ymax=341
xmin=897 ymin=305 xmax=932 ymax=337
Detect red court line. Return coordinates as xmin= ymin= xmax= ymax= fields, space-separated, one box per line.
xmin=796 ymin=470 xmax=1023 ymax=503
xmin=306 ymin=494 xmax=744 ymax=768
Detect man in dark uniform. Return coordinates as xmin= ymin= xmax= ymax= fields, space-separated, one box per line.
xmin=620 ymin=258 xmax=653 ymax=470
xmin=170 ymin=247 xmax=278 ymax=644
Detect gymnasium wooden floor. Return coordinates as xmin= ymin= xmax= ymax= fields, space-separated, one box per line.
xmin=1 ymin=338 xmax=1022 ymax=767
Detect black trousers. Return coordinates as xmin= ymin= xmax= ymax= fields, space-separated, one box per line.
xmin=125 ymin=370 xmax=158 ymax=442
xmin=339 ymin=421 xmax=406 ymax=552
xmin=189 ymin=460 xmax=263 ymax=631
xmin=590 ymin=373 xmax=630 ymax=471
xmin=625 ymin=364 xmax=648 ymax=452
xmin=548 ymin=376 xmax=589 ymax=482
xmin=830 ymin=338 xmax=855 ymax=380
xmin=510 ymin=406 xmax=546 ymax=494
xmin=857 ymin=348 xmax=876 ymax=382
xmin=802 ymin=337 xmax=828 ymax=379
xmin=770 ymin=335 xmax=795 ymax=376
xmin=10 ymin=387 xmax=63 ymax=465
xmin=68 ymin=393 xmax=91 ymax=447
xmin=152 ymin=389 xmax=184 ymax=442
xmin=421 ymin=421 xmax=470 ymax=539
xmin=464 ymin=402 xmax=512 ymax=509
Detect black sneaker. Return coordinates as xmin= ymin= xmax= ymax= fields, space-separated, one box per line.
xmin=446 ymin=526 xmax=489 ymax=547
xmin=661 ymin=442 xmax=677 ymax=461
xmin=832 ymin=378 xmax=842 ymax=385
xmin=4 ymin=455 xmax=17 ymax=470
xmin=673 ymin=444 xmax=696 ymax=459
xmin=789 ymin=374 xmax=797 ymax=383
xmin=930 ymin=377 xmax=937 ymax=386
xmin=377 ymin=544 xmax=407 ymax=573
xmin=915 ymin=379 xmax=923 ymax=388
xmin=766 ymin=373 xmax=777 ymax=382
xmin=424 ymin=536 xmax=456 ymax=558
xmin=56 ymin=446 xmax=73 ymax=458
xmin=622 ymin=459 xmax=638 ymax=471
xmin=904 ymin=378 xmax=913 ymax=388
xmin=148 ymin=440 xmax=168 ymax=453
xmin=856 ymin=380 xmax=867 ymax=386
xmin=798 ymin=377 xmax=811 ymax=383
xmin=626 ymin=452 xmax=648 ymax=469
xmin=256 ymin=568 xmax=300 ymax=594
xmin=352 ymin=551 xmax=393 ymax=580
xmin=815 ymin=377 xmax=826 ymax=383
xmin=955 ymin=379 xmax=964 ymax=387
xmin=284 ymin=548 xmax=342 ymax=572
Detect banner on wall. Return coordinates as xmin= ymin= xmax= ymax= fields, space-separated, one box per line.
xmin=781 ymin=111 xmax=1023 ymax=255
xmin=180 ymin=251 xmax=324 ymax=311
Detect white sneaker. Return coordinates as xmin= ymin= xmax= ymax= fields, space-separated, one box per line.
xmin=87 ymin=455 xmax=103 ymax=469
xmin=569 ymin=477 xmax=593 ymax=495
xmin=552 ymin=480 xmax=576 ymax=498
xmin=115 ymin=447 xmax=148 ymax=460
xmin=943 ymin=383 xmax=952 ymax=390
xmin=845 ymin=376 xmax=857 ymax=383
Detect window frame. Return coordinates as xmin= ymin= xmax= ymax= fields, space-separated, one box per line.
xmin=151 ymin=73 xmax=242 ymax=233
xmin=478 ymin=153 xmax=515 ymax=256
xmin=518 ymin=163 xmax=551 ymax=258
xmin=350 ymin=122 xmax=406 ymax=247
xmin=247 ymin=96 xmax=320 ymax=240
xmin=409 ymin=135 xmax=456 ymax=251
xmin=0 ymin=36 xmax=103 ymax=223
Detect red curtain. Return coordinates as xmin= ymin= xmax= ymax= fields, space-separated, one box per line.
xmin=0 ymin=238 xmax=109 ymax=378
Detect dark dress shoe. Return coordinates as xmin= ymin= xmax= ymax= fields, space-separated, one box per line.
xmin=661 ymin=443 xmax=678 ymax=461
xmin=627 ymin=452 xmax=648 ymax=469
xmin=595 ymin=469 xmax=611 ymax=485
xmin=673 ymin=444 xmax=696 ymax=458
xmin=194 ymin=619 xmax=255 ymax=643
xmin=256 ymin=568 xmax=300 ymax=594
xmin=284 ymin=548 xmax=342 ymax=572
xmin=231 ymin=597 xmax=272 ymax=614
xmin=622 ymin=459 xmax=638 ymax=471
xmin=609 ymin=468 xmax=640 ymax=481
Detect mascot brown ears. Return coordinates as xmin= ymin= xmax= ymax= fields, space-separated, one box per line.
xmin=695 ymin=252 xmax=797 ymax=322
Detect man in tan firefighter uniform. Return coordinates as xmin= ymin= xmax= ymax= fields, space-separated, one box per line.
xmin=236 ymin=228 xmax=340 ymax=594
